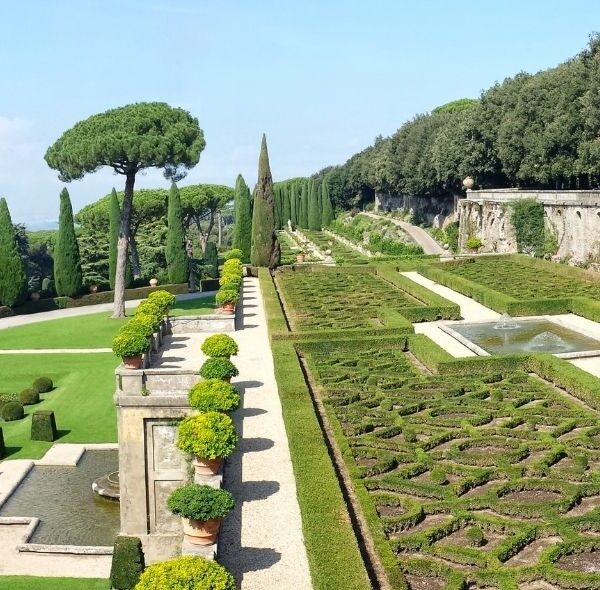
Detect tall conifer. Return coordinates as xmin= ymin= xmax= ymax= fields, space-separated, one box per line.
xmin=54 ymin=188 xmax=82 ymax=297
xmin=0 ymin=198 xmax=27 ymax=306
xmin=233 ymin=174 xmax=252 ymax=262
xmin=308 ymin=179 xmax=322 ymax=230
xmin=321 ymin=178 xmax=334 ymax=226
xmin=166 ymin=182 xmax=189 ymax=284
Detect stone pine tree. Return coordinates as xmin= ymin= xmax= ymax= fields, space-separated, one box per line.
xmin=308 ymin=179 xmax=322 ymax=230
xmin=321 ymin=178 xmax=334 ymax=226
xmin=54 ymin=188 xmax=83 ymax=297
xmin=45 ymin=102 xmax=205 ymax=317
xmin=232 ymin=174 xmax=252 ymax=262
xmin=299 ymin=180 xmax=309 ymax=229
xmin=290 ymin=183 xmax=298 ymax=227
xmin=250 ymin=134 xmax=278 ymax=267
xmin=0 ymin=198 xmax=27 ymax=307
xmin=108 ymin=188 xmax=120 ymax=289
xmin=165 ymin=182 xmax=189 ymax=284
xmin=204 ymin=241 xmax=219 ymax=278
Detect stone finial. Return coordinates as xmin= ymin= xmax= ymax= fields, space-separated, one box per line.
xmin=463 ymin=176 xmax=475 ymax=190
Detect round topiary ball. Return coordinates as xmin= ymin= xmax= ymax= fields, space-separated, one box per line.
xmin=2 ymin=401 xmax=25 ymax=421
xmin=201 ymin=334 xmax=239 ymax=359
xmin=32 ymin=377 xmax=53 ymax=393
xmin=19 ymin=388 xmax=40 ymax=406
xmin=188 ymin=379 xmax=240 ymax=413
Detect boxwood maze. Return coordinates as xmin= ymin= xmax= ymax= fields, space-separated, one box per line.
xmin=304 ymin=230 xmax=370 ymax=264
xmin=421 ymin=255 xmax=600 ymax=320
xmin=274 ymin=266 xmax=460 ymax=333
xmin=301 ymin=336 xmax=600 ymax=589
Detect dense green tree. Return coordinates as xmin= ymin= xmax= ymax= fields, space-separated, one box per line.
xmin=299 ymin=180 xmax=309 ymax=228
xmin=289 ymin=182 xmax=298 ymax=227
xmin=166 ymin=182 xmax=189 ymax=284
xmin=108 ymin=188 xmax=120 ymax=289
xmin=54 ymin=188 xmax=82 ymax=297
xmin=321 ymin=179 xmax=334 ymax=226
xmin=282 ymin=184 xmax=291 ymax=227
xmin=308 ymin=178 xmax=322 ymax=230
xmin=204 ymin=241 xmax=219 ymax=278
xmin=45 ymin=102 xmax=205 ymax=316
xmin=250 ymin=134 xmax=278 ymax=267
xmin=0 ymin=198 xmax=27 ymax=306
xmin=273 ymin=185 xmax=282 ymax=230
xmin=232 ymin=175 xmax=252 ymax=262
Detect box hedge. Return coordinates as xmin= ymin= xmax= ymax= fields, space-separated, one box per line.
xmin=109 ymin=535 xmax=145 ymax=590
xmin=31 ymin=410 xmax=57 ymax=442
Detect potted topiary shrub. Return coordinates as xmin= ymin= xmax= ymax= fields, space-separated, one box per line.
xmin=224 ymin=248 xmax=243 ymax=261
xmin=188 ymin=379 xmax=240 ymax=413
xmin=296 ymin=251 xmax=306 ymax=263
xmin=215 ymin=289 xmax=240 ymax=314
xmin=177 ymin=412 xmax=238 ymax=475
xmin=466 ymin=236 xmax=482 ymax=253
xmin=201 ymin=334 xmax=239 ymax=359
xmin=134 ymin=555 xmax=235 ymax=590
xmin=167 ymin=483 xmax=234 ymax=545
xmin=147 ymin=290 xmax=176 ymax=315
xmin=112 ymin=326 xmax=149 ymax=369
xmin=199 ymin=358 xmax=239 ymax=383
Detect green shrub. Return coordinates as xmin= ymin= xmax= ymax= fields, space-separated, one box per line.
xmin=147 ymin=290 xmax=176 ymax=314
xmin=166 ymin=483 xmax=234 ymax=521
xmin=430 ymin=467 xmax=448 ymax=485
xmin=466 ymin=236 xmax=482 ymax=250
xmin=30 ymin=410 xmax=57 ymax=442
xmin=224 ymin=249 xmax=243 ymax=261
xmin=215 ymin=288 xmax=240 ymax=306
xmin=19 ymin=388 xmax=40 ymax=406
xmin=134 ymin=556 xmax=235 ymax=590
xmin=2 ymin=401 xmax=24 ymax=421
xmin=199 ymin=358 xmax=239 ymax=380
xmin=32 ymin=376 xmax=53 ymax=393
xmin=201 ymin=334 xmax=239 ymax=358
xmin=127 ymin=313 xmax=159 ymax=338
xmin=403 ymin=427 xmax=417 ymax=443
xmin=188 ymin=379 xmax=240 ymax=413
xmin=112 ymin=326 xmax=149 ymax=358
xmin=177 ymin=412 xmax=238 ymax=459
xmin=110 ymin=536 xmax=145 ymax=590
xmin=134 ymin=300 xmax=163 ymax=325
xmin=465 ymin=527 xmax=484 ymax=547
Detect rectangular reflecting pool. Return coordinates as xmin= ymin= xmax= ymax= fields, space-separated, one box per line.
xmin=441 ymin=318 xmax=600 ymax=358
xmin=0 ymin=450 xmax=119 ymax=547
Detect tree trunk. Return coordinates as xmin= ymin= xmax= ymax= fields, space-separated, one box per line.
xmin=112 ymin=171 xmax=136 ymax=318
xmin=129 ymin=234 xmax=141 ymax=279
xmin=217 ymin=211 xmax=223 ymax=247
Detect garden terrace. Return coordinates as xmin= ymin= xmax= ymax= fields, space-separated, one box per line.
xmin=277 ymin=231 xmax=300 ymax=265
xmin=303 ymin=230 xmax=370 ymax=264
xmin=299 ymin=335 xmax=600 ymax=589
xmin=274 ymin=265 xmax=460 ymax=333
xmin=421 ymin=255 xmax=600 ymax=321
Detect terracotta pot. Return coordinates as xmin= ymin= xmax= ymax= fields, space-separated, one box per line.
xmin=30 ymin=292 xmax=41 ymax=302
xmin=192 ymin=456 xmax=223 ymax=476
xmin=182 ymin=517 xmax=222 ymax=546
xmin=296 ymin=254 xmax=305 ymax=263
xmin=122 ymin=355 xmax=143 ymax=369
xmin=221 ymin=302 xmax=235 ymax=314
xmin=149 ymin=278 xmax=159 ymax=287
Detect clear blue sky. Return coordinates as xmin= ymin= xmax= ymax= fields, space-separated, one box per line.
xmin=0 ymin=0 xmax=598 ymax=225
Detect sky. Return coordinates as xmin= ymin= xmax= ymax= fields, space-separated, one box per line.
xmin=0 ymin=0 xmax=599 ymax=226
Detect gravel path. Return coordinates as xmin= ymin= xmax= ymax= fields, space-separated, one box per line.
xmin=361 ymin=211 xmax=446 ymax=254
xmin=219 ymin=277 xmax=312 ymax=590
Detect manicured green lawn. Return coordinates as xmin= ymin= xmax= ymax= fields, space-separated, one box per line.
xmin=0 ymin=576 xmax=108 ymax=590
xmin=0 ymin=353 xmax=117 ymax=459
xmin=0 ymin=294 xmax=216 ymax=349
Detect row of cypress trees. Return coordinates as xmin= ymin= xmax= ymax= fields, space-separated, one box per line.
xmin=0 ymin=180 xmax=190 ymax=308
xmin=272 ymin=177 xmax=334 ymax=231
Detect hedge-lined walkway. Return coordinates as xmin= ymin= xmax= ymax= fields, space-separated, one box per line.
xmin=219 ymin=276 xmax=312 ymax=589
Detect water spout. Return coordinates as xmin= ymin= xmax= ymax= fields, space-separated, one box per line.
xmin=494 ymin=313 xmax=519 ymax=330
xmin=527 ymin=331 xmax=568 ymax=352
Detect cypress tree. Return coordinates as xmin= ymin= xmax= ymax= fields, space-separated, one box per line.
xmin=273 ymin=185 xmax=282 ymax=230
xmin=290 ymin=183 xmax=298 ymax=227
xmin=300 ymin=180 xmax=309 ymax=229
xmin=232 ymin=174 xmax=252 ymax=262
xmin=54 ymin=188 xmax=82 ymax=297
xmin=108 ymin=188 xmax=120 ymax=289
xmin=0 ymin=198 xmax=27 ymax=306
xmin=308 ymin=179 xmax=322 ymax=230
xmin=322 ymin=178 xmax=334 ymax=226
xmin=165 ymin=182 xmax=189 ymax=284
xmin=204 ymin=241 xmax=219 ymax=278
xmin=282 ymin=185 xmax=291 ymax=227
xmin=250 ymin=134 xmax=278 ymax=267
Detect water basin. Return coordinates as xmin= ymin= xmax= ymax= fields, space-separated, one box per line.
xmin=443 ymin=318 xmax=600 ymax=357
xmin=0 ymin=450 xmax=120 ymax=546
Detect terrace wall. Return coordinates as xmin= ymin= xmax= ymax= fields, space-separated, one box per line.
xmin=458 ymin=189 xmax=600 ymax=262
xmin=374 ymin=192 xmax=457 ymax=226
